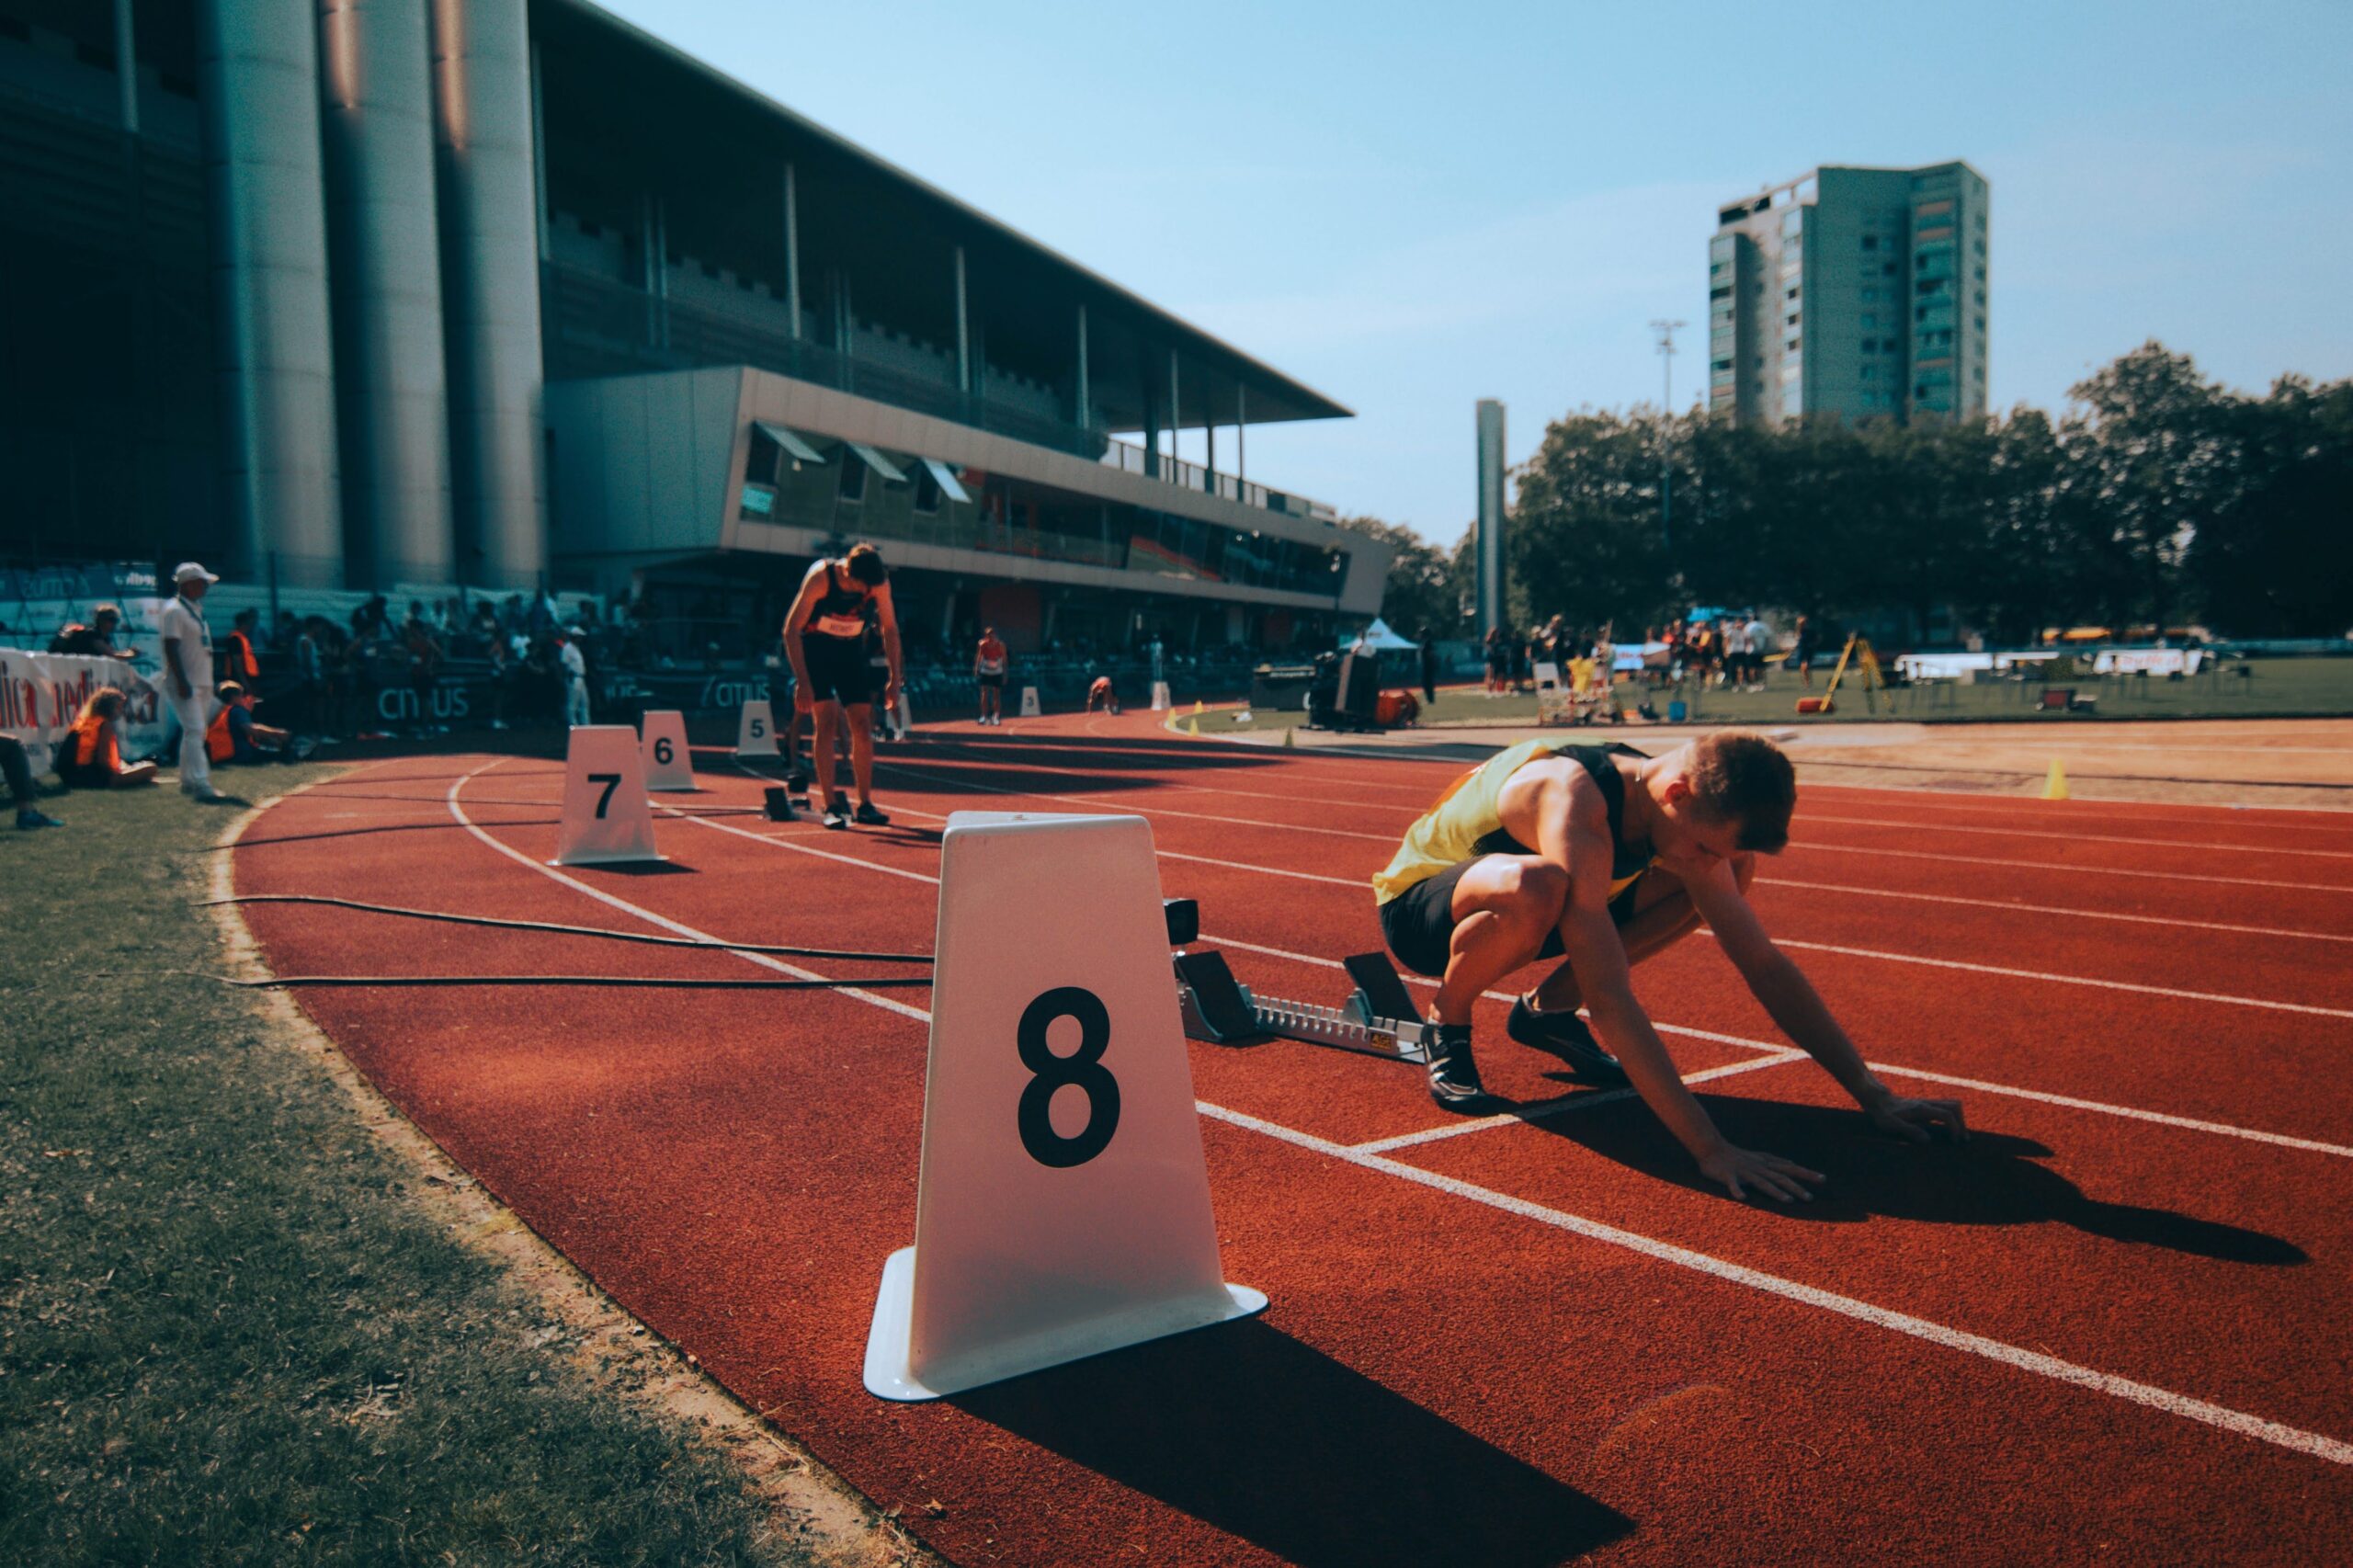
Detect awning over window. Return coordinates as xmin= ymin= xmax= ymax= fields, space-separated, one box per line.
xmin=919 ymin=457 xmax=972 ymax=505
xmin=753 ymin=421 xmax=830 ymax=465
xmin=847 ymin=442 xmax=908 ymax=485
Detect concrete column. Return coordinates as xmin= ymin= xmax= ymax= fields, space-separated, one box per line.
xmin=429 ymin=0 xmax=545 ymax=593
xmin=1235 ymin=383 xmax=1246 ymax=488
xmin=198 ymin=0 xmax=344 ymax=587
xmin=1475 ymin=398 xmax=1506 ymax=636
xmin=953 ymin=244 xmax=970 ymax=395
xmin=783 ymin=161 xmax=801 ymax=339
xmin=112 ymin=0 xmax=139 ymax=132
xmin=1074 ymin=303 xmax=1089 ymax=428
xmin=320 ymin=0 xmax=455 ymax=589
xmin=1167 ymin=349 xmax=1180 ymax=480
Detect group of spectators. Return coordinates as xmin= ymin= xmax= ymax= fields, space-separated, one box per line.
xmin=1646 ymin=613 xmax=1791 ymax=693
xmin=1481 ymin=619 xmax=1619 ymax=695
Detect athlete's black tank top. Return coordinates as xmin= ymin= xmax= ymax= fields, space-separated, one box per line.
xmin=1470 ymin=742 xmax=1654 ymax=882
xmin=805 ymin=562 xmax=873 ymax=644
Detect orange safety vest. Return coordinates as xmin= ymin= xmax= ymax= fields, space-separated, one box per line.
xmin=227 ymin=630 xmax=260 ymax=680
xmin=205 ymin=705 xmax=237 ymax=763
xmin=68 ymin=712 xmax=119 ymax=775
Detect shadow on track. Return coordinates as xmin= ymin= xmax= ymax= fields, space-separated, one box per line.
xmin=955 ymin=1318 xmax=1631 ymax=1568
xmin=1531 ymin=1093 xmax=2307 ymax=1266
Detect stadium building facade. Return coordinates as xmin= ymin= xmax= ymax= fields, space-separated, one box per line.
xmin=0 ymin=0 xmax=1383 ymax=654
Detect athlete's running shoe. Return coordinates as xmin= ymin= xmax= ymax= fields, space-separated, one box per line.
xmin=823 ymin=796 xmax=850 ymax=830
xmin=1506 ymin=997 xmax=1629 ymax=1084
xmin=853 ymin=801 xmax=891 ymax=827
xmin=1424 ymin=1023 xmax=1500 ymax=1113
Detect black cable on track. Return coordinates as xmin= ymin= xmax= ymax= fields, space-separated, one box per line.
xmin=202 ymin=893 xmax=932 ymax=964
xmin=158 ymin=971 xmax=932 ymax=992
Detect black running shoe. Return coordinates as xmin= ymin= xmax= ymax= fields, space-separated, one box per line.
xmin=1424 ymin=1023 xmax=1500 ymax=1113
xmin=1506 ymin=997 xmax=1630 ymax=1084
xmin=823 ymin=796 xmax=850 ymax=830
xmin=852 ymin=801 xmax=891 ymax=827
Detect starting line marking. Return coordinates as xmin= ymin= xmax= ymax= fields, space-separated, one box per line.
xmin=1802 ymin=812 xmax=2353 ymax=862
xmin=1794 ymin=840 xmax=2353 ymax=895
xmin=1347 ymin=1052 xmax=1813 ymax=1155
xmin=412 ymin=767 xmax=2353 ymax=1471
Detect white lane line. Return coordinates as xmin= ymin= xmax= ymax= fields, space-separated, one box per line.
xmin=682 ymin=786 xmax=2353 ymax=1163
xmin=1803 ymin=813 xmax=2353 ymax=861
xmin=1195 ymin=1101 xmax=2353 ymax=1470
xmin=881 ymin=758 xmax=2353 ymax=1017
xmin=1756 ymin=878 xmax=2353 ymax=945
xmin=392 ymin=767 xmax=2353 ymax=1469
xmin=1792 ymin=840 xmax=2353 ymax=895
xmin=1737 ymin=933 xmax=2353 ymax=1020
xmin=1348 ymin=1052 xmax=1812 ymax=1155
xmin=443 ymin=766 xmax=930 ymax=1023
xmin=1794 ymin=793 xmax=2353 ymax=837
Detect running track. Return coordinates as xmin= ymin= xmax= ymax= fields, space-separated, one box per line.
xmin=228 ymin=715 xmax=2353 ymax=1566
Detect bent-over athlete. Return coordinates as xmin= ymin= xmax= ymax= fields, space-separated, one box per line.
xmin=1371 ymin=732 xmax=1965 ymax=1200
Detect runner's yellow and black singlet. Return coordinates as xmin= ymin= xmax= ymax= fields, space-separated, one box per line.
xmin=1371 ymin=739 xmax=1657 ymax=907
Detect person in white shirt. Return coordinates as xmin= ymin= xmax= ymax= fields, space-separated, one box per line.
xmin=557 ymin=631 xmax=590 ymax=726
xmin=1743 ymin=616 xmax=1773 ymax=690
xmin=155 ymin=562 xmax=224 ymax=801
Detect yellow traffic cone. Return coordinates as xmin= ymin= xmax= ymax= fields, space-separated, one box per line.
xmin=2042 ymin=758 xmax=2069 ymax=801
xmin=1192 ymin=699 xmax=1204 ymax=716
xmin=1187 ymin=715 xmax=1199 ymax=737
xmin=1283 ymin=727 xmax=1296 ymax=748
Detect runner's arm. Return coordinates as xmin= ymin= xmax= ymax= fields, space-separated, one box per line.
xmin=1689 ymin=871 xmax=1967 ymax=1142
xmin=873 ymin=585 xmax=904 ymax=701
xmin=1539 ymin=786 xmax=1732 ymax=1164
xmin=780 ymin=568 xmax=821 ymax=704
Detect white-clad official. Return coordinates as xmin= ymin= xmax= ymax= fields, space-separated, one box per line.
xmin=156 ymin=562 xmax=223 ymax=801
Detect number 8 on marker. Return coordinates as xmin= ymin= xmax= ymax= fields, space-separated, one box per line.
xmin=1016 ymin=986 xmax=1120 ymax=1168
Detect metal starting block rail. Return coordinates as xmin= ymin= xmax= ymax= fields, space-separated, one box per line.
xmin=1172 ymin=947 xmax=1430 ymax=1065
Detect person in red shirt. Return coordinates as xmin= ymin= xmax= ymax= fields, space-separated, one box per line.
xmin=973 ymin=627 xmax=1008 ymax=726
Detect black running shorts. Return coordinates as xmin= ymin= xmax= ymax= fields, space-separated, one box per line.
xmin=1378 ymin=857 xmax=1639 ymax=980
xmin=801 ymin=632 xmax=876 ymax=706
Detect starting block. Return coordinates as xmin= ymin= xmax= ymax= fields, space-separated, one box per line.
xmin=1173 ymin=946 xmax=1430 ymax=1064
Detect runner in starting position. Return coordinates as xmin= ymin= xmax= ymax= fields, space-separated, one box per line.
xmin=1372 ymin=731 xmax=1965 ymax=1199
xmin=1086 ymin=675 xmax=1120 ymax=715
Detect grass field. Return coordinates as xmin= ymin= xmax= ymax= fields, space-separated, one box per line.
xmin=1190 ymin=653 xmax=2353 ymax=733
xmin=0 ymin=769 xmax=832 ymax=1565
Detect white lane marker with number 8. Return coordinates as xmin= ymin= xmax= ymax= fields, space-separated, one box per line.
xmin=863 ymin=811 xmax=1264 ymax=1401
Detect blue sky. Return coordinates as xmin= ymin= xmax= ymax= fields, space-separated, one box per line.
xmin=601 ymin=0 xmax=2353 ymax=545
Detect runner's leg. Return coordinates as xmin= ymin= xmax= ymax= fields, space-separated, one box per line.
xmin=1430 ymin=855 xmax=1569 ymax=1026
xmin=1529 ymin=855 xmax=1753 ymax=1013
xmin=845 ymin=702 xmax=876 ymax=805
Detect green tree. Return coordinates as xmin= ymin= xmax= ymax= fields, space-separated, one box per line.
xmin=1336 ymin=514 xmax=1469 ymax=642
xmin=2187 ymin=376 xmax=2353 ymax=635
xmin=2065 ymin=342 xmax=2235 ymax=627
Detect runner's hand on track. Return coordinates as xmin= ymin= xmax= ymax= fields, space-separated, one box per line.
xmin=1867 ymin=1095 xmax=1969 ymax=1144
xmin=1698 ymin=1144 xmax=1824 ymax=1203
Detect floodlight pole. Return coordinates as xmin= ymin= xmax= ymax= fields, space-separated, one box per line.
xmin=1650 ymin=318 xmax=1686 ymax=552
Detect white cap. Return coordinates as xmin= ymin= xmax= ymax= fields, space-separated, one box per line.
xmin=173 ymin=562 xmax=221 ymax=585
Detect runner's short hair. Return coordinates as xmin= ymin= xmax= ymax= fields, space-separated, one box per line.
xmin=1685 ymin=731 xmax=1796 ymax=852
xmin=844 ymin=542 xmax=888 ymax=586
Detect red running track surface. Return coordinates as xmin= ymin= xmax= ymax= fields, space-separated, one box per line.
xmin=229 ymin=715 xmax=2353 ymax=1566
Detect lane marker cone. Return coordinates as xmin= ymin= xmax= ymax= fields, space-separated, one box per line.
xmin=1150 ymin=681 xmax=1171 ymax=711
xmin=735 ymin=699 xmax=779 ymax=758
xmin=2043 ymin=758 xmax=2069 ymax=801
xmin=1192 ymin=699 xmax=1204 ymax=716
xmin=862 ymin=811 xmax=1264 ymax=1401
xmin=641 ymin=709 xmax=697 ymax=791
xmin=553 ymin=724 xmax=663 ymax=866
xmin=1018 ymin=686 xmax=1041 ymax=718
xmin=1283 ymin=727 xmax=1295 ymax=748
xmin=1187 ymin=715 xmax=1199 ymax=737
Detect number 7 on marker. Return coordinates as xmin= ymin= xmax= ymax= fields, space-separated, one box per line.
xmin=588 ymin=772 xmax=620 ymax=818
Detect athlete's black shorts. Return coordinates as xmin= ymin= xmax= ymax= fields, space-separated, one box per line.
xmin=976 ymin=672 xmax=1006 ymax=689
xmin=1379 ymin=856 xmax=1641 ymax=979
xmin=801 ymin=632 xmax=876 ymax=706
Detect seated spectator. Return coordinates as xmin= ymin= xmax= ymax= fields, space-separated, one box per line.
xmin=50 ymin=603 xmax=135 ymax=660
xmin=3 ymin=733 xmax=64 ymax=827
xmin=56 ymin=687 xmax=158 ymax=790
xmin=208 ymin=682 xmax=301 ymax=764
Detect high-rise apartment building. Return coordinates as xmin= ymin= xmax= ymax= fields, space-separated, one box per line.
xmin=1709 ymin=162 xmax=1988 ymax=426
